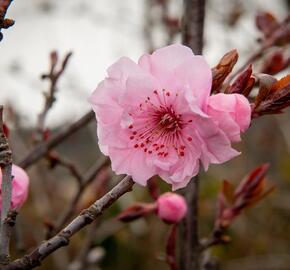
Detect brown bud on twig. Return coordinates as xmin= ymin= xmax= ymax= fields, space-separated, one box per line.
xmin=211 ymin=49 xmax=239 ymax=93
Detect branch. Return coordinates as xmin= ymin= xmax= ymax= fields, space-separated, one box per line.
xmin=179 ymin=0 xmax=206 ymax=269
xmin=18 ymin=110 xmax=94 ymax=169
xmin=4 ymin=176 xmax=134 ymax=270
xmin=0 ymin=0 xmax=14 ymax=42
xmin=182 ymin=0 xmax=205 ymax=54
xmin=178 ymin=177 xmax=200 ymax=270
xmin=0 ymin=106 xmax=13 ymax=265
xmin=36 ymin=51 xmax=72 ymax=136
xmin=49 ymin=156 xmax=110 ymax=237
xmin=46 ymin=151 xmax=84 ymax=185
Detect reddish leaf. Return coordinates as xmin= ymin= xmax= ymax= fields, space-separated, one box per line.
xmin=211 ymin=49 xmax=239 ymax=93
xmin=235 ymin=164 xmax=269 ymax=197
xmin=267 ymin=15 xmax=290 ymax=47
xmin=242 ymin=77 xmax=256 ymax=97
xmin=117 ymin=203 xmax=156 ymax=222
xmin=256 ymin=12 xmax=278 ymax=37
xmin=42 ymin=128 xmax=51 ymax=141
xmin=260 ymin=51 xmax=288 ymax=75
xmin=163 ymin=17 xmax=179 ymax=29
xmin=255 ymin=74 xmax=277 ymax=106
xmin=3 ymin=123 xmax=9 ymax=137
xmin=270 ymin=74 xmax=290 ymax=93
xmin=221 ymin=180 xmax=235 ymax=205
xmin=253 ymin=75 xmax=290 ymax=117
xmin=216 ymin=164 xmax=274 ymax=228
xmin=227 ymin=65 xmax=253 ymax=94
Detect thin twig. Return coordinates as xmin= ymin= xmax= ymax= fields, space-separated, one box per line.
xmin=36 ymin=51 xmax=72 ymax=135
xmin=49 ymin=156 xmax=110 ymax=237
xmin=0 ymin=106 xmax=13 ymax=265
xmin=18 ymin=110 xmax=95 ymax=169
xmin=0 ymin=0 xmax=14 ymax=42
xmin=4 ymin=176 xmax=134 ymax=270
xmin=46 ymin=151 xmax=84 ymax=185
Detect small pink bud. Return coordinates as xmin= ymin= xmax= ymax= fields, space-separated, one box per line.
xmin=157 ymin=192 xmax=187 ymax=224
xmin=0 ymin=165 xmax=30 ymax=211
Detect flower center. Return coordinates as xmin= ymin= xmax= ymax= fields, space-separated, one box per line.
xmin=127 ymin=89 xmax=192 ymax=158
xmin=158 ymin=111 xmax=182 ymax=132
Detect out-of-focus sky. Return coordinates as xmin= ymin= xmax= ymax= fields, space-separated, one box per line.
xmin=0 ymin=0 xmax=287 ymax=127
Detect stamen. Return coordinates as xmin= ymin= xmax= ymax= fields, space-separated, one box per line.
xmin=128 ymin=88 xmax=188 ymax=157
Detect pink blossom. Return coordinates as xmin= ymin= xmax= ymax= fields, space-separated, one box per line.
xmin=89 ymin=44 xmax=251 ymax=190
xmin=0 ymin=165 xmax=29 ymax=210
xmin=156 ymin=192 xmax=187 ymax=224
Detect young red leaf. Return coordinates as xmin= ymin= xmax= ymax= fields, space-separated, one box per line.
xmin=221 ymin=180 xmax=235 ymax=205
xmin=253 ymin=75 xmax=290 ymax=117
xmin=242 ymin=77 xmax=256 ymax=97
xmin=256 ymin=12 xmax=278 ymax=37
xmin=226 ymin=65 xmax=253 ymax=94
xmin=216 ymin=164 xmax=274 ymax=229
xmin=117 ymin=203 xmax=156 ymax=222
xmin=254 ymin=74 xmax=277 ymax=107
xmin=3 ymin=123 xmax=9 ymax=137
xmin=211 ymin=49 xmax=239 ymax=93
xmin=270 ymin=74 xmax=290 ymax=93
xmin=260 ymin=51 xmax=288 ymax=75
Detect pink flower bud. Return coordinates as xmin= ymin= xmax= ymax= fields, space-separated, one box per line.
xmin=157 ymin=192 xmax=187 ymax=224
xmin=0 ymin=165 xmax=29 ymax=211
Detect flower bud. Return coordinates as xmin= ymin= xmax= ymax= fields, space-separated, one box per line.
xmin=157 ymin=192 xmax=187 ymax=224
xmin=0 ymin=165 xmax=29 ymax=211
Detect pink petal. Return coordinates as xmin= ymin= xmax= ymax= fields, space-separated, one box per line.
xmin=174 ymin=56 xmax=212 ymax=106
xmin=140 ymin=44 xmax=194 ymax=72
xmin=107 ymin=57 xmax=145 ymax=85
xmin=109 ymin=147 xmax=156 ymax=185
xmin=121 ymin=73 xmax=160 ymax=106
xmin=194 ymin=117 xmax=240 ymax=169
xmin=138 ymin=44 xmax=195 ymax=89
xmin=207 ymin=93 xmax=251 ymax=141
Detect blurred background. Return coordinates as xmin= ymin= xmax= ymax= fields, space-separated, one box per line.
xmin=1 ymin=0 xmax=290 ymax=269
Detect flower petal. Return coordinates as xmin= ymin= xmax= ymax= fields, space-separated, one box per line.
xmin=175 ymin=56 xmax=212 ymax=106
xmin=109 ymin=147 xmax=156 ymax=186
xmin=194 ymin=117 xmax=240 ymax=169
xmin=208 ymin=93 xmax=251 ymax=141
